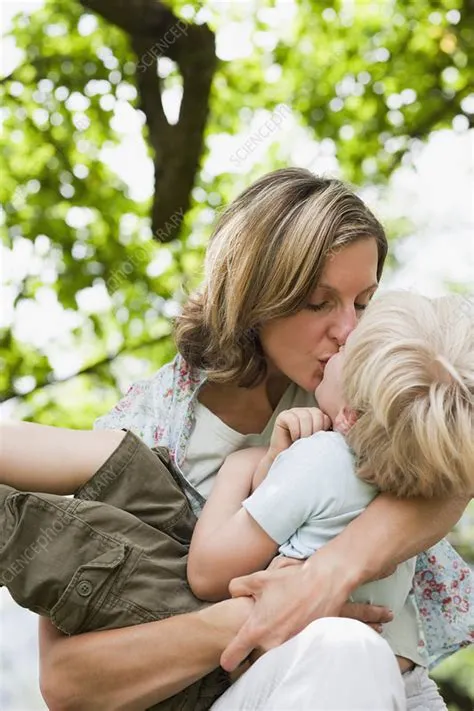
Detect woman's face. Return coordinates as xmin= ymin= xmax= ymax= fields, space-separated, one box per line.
xmin=259 ymin=238 xmax=379 ymax=392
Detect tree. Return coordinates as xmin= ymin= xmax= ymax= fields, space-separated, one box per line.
xmin=0 ymin=1 xmax=473 ymax=704
xmin=1 ymin=0 xmax=473 ymax=415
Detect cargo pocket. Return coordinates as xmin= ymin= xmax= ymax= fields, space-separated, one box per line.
xmin=50 ymin=541 xmax=127 ymax=635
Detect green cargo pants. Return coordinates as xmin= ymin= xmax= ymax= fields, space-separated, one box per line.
xmin=0 ymin=430 xmax=230 ymax=710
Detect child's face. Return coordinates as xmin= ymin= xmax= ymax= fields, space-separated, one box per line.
xmin=314 ymin=347 xmax=346 ymax=422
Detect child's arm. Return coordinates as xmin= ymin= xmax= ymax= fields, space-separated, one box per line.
xmin=188 ymin=407 xmax=331 ymax=601
xmin=188 ymin=447 xmax=279 ymax=601
xmin=251 ymin=407 xmax=331 ymax=492
xmin=0 ymin=421 xmax=125 ymax=493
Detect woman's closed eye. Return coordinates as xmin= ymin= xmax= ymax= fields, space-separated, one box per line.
xmin=306 ymin=301 xmax=330 ymax=312
xmin=306 ymin=301 xmax=369 ymax=313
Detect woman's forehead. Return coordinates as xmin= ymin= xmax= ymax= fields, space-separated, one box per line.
xmin=318 ymin=240 xmax=379 ymax=289
xmin=314 ymin=262 xmax=378 ymax=296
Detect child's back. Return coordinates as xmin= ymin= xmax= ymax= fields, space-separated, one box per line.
xmin=242 ymin=429 xmax=425 ymax=665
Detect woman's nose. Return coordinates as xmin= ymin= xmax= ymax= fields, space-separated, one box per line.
xmin=328 ymin=307 xmax=358 ymax=346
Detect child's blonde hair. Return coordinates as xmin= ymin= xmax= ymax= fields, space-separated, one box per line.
xmin=343 ymin=291 xmax=474 ymax=498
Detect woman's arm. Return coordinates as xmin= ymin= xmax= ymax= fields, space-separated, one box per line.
xmin=188 ymin=448 xmax=278 ymax=601
xmin=39 ymin=596 xmax=253 ymax=711
xmin=324 ymin=492 xmax=470 ymax=583
xmin=220 ymin=492 xmax=470 ymax=671
xmin=0 ymin=421 xmax=125 ymax=493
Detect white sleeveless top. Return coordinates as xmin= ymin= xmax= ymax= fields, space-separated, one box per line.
xmin=181 ymin=383 xmax=317 ymax=499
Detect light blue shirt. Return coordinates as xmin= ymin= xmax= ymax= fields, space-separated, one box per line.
xmin=243 ymin=431 xmax=424 ymax=664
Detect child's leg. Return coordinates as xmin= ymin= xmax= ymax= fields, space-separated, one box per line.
xmin=0 ymin=482 xmax=201 ymax=633
xmin=1 ymin=422 xmax=197 ymax=545
xmin=0 ymin=432 xmax=200 ymax=631
xmin=0 ymin=431 xmax=234 ymax=710
xmin=0 ymin=421 xmax=126 ymax=493
xmin=0 ymin=482 xmax=236 ymax=711
xmin=75 ymin=430 xmax=198 ymax=540
xmin=211 ymin=618 xmax=406 ymax=711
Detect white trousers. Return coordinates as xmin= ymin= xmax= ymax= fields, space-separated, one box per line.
xmin=211 ymin=618 xmax=446 ymax=710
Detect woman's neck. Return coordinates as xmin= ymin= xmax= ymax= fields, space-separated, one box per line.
xmin=198 ymin=371 xmax=291 ymax=435
xmin=264 ymin=371 xmax=292 ymax=410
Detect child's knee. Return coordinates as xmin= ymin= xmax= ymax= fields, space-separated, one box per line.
xmin=294 ymin=617 xmax=393 ymax=662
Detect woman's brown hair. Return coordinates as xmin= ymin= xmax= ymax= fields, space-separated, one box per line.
xmin=175 ymin=167 xmax=388 ymax=386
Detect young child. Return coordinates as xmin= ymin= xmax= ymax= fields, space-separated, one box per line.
xmin=187 ymin=291 xmax=474 ymax=694
xmin=0 ymin=292 xmax=472 ymax=705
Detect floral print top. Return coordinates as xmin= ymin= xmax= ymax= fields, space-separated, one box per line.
xmin=95 ymin=354 xmax=474 ymax=669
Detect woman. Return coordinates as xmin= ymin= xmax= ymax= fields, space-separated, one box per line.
xmin=39 ymin=169 xmax=472 ymax=710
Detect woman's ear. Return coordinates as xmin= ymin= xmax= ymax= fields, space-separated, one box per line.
xmin=333 ymin=407 xmax=358 ymax=435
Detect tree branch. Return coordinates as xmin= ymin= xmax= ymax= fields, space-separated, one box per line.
xmin=385 ymin=82 xmax=474 ymax=175
xmin=80 ymin=0 xmax=179 ymax=43
xmin=80 ymin=0 xmax=217 ymax=242
xmin=0 ymin=72 xmax=15 ymax=85
xmin=0 ymin=332 xmax=172 ymax=405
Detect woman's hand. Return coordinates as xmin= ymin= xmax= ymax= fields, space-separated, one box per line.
xmin=268 ymin=407 xmax=331 ymax=461
xmin=220 ymin=491 xmax=470 ymax=672
xmin=220 ymin=553 xmax=392 ymax=672
xmin=267 ymin=554 xmax=393 ymax=626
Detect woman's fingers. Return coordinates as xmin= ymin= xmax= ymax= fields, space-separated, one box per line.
xmin=267 ymin=555 xmax=304 ymax=570
xmin=228 ymin=571 xmax=263 ymax=598
xmin=229 ymin=580 xmax=393 ymax=626
xmin=340 ymin=601 xmax=393 ymax=624
xmin=223 ymin=562 xmax=349 ymax=671
xmin=220 ymin=617 xmax=260 ymax=672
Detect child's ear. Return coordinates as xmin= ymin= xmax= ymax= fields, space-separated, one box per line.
xmin=334 ymin=407 xmax=358 ymax=435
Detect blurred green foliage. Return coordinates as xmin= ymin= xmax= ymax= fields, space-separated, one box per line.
xmin=0 ymin=0 xmax=472 ymax=705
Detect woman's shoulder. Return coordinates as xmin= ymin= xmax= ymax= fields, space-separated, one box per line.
xmin=170 ymin=352 xmax=207 ymax=395
xmin=119 ymin=353 xmax=205 ymax=401
xmin=94 ymin=354 xmax=206 ymax=446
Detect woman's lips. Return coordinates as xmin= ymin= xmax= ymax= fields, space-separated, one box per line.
xmin=317 ymin=359 xmax=329 ymax=373
xmin=318 ymin=356 xmax=334 ymax=370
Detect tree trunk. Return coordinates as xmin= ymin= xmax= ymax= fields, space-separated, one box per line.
xmin=81 ymin=0 xmax=217 ymax=241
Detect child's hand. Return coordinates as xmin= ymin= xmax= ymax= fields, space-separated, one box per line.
xmin=268 ymin=407 xmax=331 ymax=461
